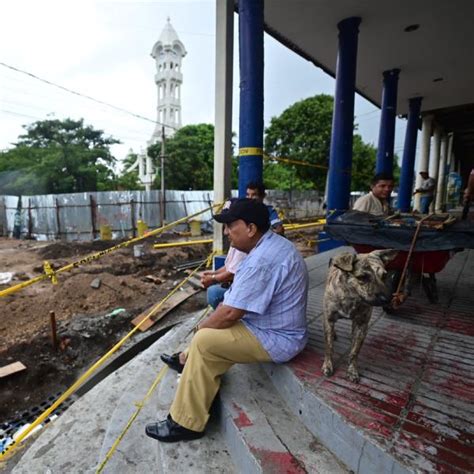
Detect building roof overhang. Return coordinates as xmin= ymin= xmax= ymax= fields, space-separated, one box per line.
xmin=235 ymin=0 xmax=474 ymax=169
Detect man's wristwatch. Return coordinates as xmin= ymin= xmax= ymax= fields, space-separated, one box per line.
xmin=211 ymin=274 xmax=217 ymax=282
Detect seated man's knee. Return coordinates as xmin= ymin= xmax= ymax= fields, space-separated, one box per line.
xmin=190 ymin=328 xmax=214 ymax=354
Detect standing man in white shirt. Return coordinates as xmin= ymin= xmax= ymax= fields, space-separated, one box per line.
xmin=414 ymin=171 xmax=436 ymax=214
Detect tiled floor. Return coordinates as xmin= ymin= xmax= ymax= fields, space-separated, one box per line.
xmin=289 ymin=247 xmax=473 ymax=473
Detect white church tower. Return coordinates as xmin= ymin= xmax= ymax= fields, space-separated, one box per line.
xmin=149 ymin=18 xmax=187 ymax=144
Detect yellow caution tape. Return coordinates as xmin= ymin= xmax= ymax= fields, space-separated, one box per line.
xmin=153 ymin=239 xmax=213 ymax=249
xmin=95 ymin=366 xmax=169 ymax=474
xmin=236 ymin=148 xmax=356 ymax=176
xmin=239 ymin=147 xmax=264 ymax=156
xmin=0 ymin=202 xmax=223 ymax=299
xmin=283 ymin=219 xmax=326 ymax=231
xmin=95 ymin=304 xmax=213 ymax=473
xmin=263 ymin=152 xmax=328 ymax=170
xmin=0 ymin=251 xmax=216 ymax=461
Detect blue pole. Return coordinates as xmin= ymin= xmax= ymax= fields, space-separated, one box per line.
xmin=327 ymin=17 xmax=361 ymax=218
xmin=398 ymin=97 xmax=422 ymax=212
xmin=375 ymin=69 xmax=400 ymax=174
xmin=238 ymin=0 xmax=264 ymax=197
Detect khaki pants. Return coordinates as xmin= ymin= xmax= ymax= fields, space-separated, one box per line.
xmin=169 ymin=321 xmax=271 ymax=432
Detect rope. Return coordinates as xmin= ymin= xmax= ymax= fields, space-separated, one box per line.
xmin=0 ymin=203 xmax=222 ymax=298
xmin=0 ymin=251 xmax=216 ymax=461
xmin=95 ymin=304 xmax=213 ymax=473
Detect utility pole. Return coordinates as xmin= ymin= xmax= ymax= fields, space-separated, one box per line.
xmin=160 ymin=126 xmax=166 ymax=225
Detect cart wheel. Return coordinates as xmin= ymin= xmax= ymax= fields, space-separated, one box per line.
xmin=422 ymin=273 xmax=438 ymax=303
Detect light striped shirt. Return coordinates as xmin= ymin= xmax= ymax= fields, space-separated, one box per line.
xmin=223 ymin=231 xmax=308 ymax=363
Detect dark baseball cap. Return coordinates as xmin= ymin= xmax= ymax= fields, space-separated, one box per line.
xmin=213 ymin=198 xmax=270 ymax=233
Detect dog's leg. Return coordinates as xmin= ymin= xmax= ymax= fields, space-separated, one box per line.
xmin=322 ymin=315 xmax=336 ymax=377
xmin=347 ymin=316 xmax=370 ymax=383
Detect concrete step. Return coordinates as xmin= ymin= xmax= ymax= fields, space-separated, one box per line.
xmin=9 ymin=314 xmax=348 ymax=474
xmin=9 ymin=312 xmax=203 ymax=473
xmin=219 ymin=364 xmax=348 ymax=474
xmin=152 ymin=365 xmax=236 ymax=473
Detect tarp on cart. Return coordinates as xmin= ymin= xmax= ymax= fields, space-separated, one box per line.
xmin=325 ymin=211 xmax=474 ymax=251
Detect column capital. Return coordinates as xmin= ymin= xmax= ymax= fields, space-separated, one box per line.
xmin=382 ymin=68 xmax=401 ymax=79
xmin=337 ymin=17 xmax=361 ymax=35
xmin=408 ymin=96 xmax=423 ymax=108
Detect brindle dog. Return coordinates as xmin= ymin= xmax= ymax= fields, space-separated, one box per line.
xmin=321 ymin=249 xmax=397 ymax=383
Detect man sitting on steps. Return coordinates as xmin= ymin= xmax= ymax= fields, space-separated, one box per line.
xmin=146 ymin=198 xmax=309 ymax=442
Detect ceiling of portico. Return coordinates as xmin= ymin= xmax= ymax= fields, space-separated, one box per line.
xmin=238 ymin=0 xmax=474 ymax=166
xmin=258 ymin=0 xmax=474 ymax=115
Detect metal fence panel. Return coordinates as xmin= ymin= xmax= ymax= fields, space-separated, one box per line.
xmin=0 ymin=189 xmax=323 ymax=241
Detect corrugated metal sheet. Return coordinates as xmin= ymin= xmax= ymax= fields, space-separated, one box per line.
xmin=0 ymin=189 xmax=323 ymax=241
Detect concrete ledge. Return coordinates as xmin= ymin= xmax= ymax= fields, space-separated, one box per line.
xmin=263 ymin=363 xmax=411 ymax=474
xmin=220 ymin=364 xmax=347 ymax=474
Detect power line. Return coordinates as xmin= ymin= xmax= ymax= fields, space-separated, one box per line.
xmin=0 ymin=108 xmax=153 ymax=148
xmin=0 ymin=108 xmax=41 ymax=121
xmin=354 ymin=109 xmax=379 ymax=119
xmin=0 ymin=61 xmax=176 ymax=130
xmin=0 ymin=97 xmax=154 ymax=141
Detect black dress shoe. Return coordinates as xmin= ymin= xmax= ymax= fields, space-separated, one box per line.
xmin=160 ymin=353 xmax=184 ymax=373
xmin=145 ymin=416 xmax=204 ymax=443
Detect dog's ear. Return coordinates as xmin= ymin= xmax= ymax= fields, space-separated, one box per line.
xmin=370 ymin=249 xmax=398 ymax=265
xmin=331 ymin=253 xmax=356 ymax=272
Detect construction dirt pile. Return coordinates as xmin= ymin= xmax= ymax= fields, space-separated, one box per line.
xmin=0 ymin=236 xmax=209 ymax=422
xmin=0 ymin=227 xmax=318 ymax=425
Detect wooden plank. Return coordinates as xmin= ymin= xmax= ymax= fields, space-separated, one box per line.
xmin=0 ymin=361 xmax=27 ymax=378
xmin=131 ymin=286 xmax=201 ymax=331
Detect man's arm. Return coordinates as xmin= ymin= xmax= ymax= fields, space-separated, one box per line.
xmin=197 ymin=304 xmax=245 ymax=330
xmin=416 ymin=179 xmax=435 ymax=193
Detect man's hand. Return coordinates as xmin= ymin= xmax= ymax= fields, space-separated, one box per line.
xmin=200 ymin=271 xmax=215 ymax=289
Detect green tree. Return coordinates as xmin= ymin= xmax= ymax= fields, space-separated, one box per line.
xmin=264 ymin=94 xmax=333 ymax=190
xmin=0 ymin=118 xmax=119 ymax=194
xmin=264 ymin=94 xmax=396 ymax=191
xmin=148 ymin=124 xmax=215 ymax=190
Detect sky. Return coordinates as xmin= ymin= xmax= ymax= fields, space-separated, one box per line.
xmin=0 ymin=0 xmax=413 ymax=173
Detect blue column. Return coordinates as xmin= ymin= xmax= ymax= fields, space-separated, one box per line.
xmin=398 ymin=97 xmax=422 ymax=212
xmin=376 ymin=69 xmax=400 ymax=174
xmin=238 ymin=0 xmax=264 ymax=197
xmin=327 ymin=17 xmax=361 ymax=218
